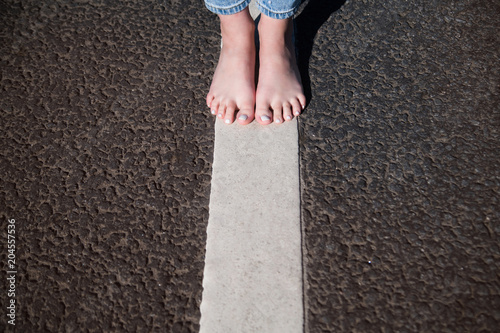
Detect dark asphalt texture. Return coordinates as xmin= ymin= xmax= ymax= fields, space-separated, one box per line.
xmin=298 ymin=0 xmax=500 ymax=331
xmin=1 ymin=0 xmax=499 ymax=332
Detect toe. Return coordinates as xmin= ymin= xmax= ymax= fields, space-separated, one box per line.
xmin=272 ymin=103 xmax=284 ymax=124
xmin=298 ymin=94 xmax=307 ymax=110
xmin=206 ymin=93 xmax=214 ymax=109
xmin=283 ymin=103 xmax=293 ymax=121
xmin=224 ymin=104 xmax=236 ymax=124
xmin=236 ymin=108 xmax=254 ymax=125
xmin=211 ymin=99 xmax=220 ymax=116
xmin=291 ymin=99 xmax=302 ymax=117
xmin=217 ymin=104 xmax=226 ymax=120
xmin=255 ymin=106 xmax=273 ymax=125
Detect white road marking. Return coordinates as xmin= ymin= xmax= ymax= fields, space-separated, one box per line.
xmin=200 ymin=119 xmax=303 ymax=332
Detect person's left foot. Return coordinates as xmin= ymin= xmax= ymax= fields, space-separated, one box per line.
xmin=255 ymin=16 xmax=306 ymax=125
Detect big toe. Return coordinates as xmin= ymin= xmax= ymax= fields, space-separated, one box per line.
xmin=236 ymin=108 xmax=255 ymax=125
xmin=255 ymin=106 xmax=273 ymax=125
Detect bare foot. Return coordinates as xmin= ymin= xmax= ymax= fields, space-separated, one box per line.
xmin=206 ymin=9 xmax=256 ymax=125
xmin=255 ymin=16 xmax=306 ymax=125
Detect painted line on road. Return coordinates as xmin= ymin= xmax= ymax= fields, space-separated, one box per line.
xmin=200 ymin=118 xmax=303 ymax=332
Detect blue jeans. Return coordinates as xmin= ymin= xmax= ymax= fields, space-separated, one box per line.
xmin=205 ymin=0 xmax=301 ymax=19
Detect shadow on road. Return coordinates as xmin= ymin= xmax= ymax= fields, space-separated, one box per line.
xmin=296 ymin=0 xmax=346 ymax=107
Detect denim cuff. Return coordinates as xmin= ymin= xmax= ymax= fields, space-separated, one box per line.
xmin=256 ymin=0 xmax=300 ymax=19
xmin=205 ymin=0 xmax=252 ymax=15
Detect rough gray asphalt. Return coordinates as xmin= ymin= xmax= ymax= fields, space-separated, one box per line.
xmin=1 ymin=0 xmax=499 ymax=332
xmin=1 ymin=1 xmax=214 ymax=331
xmin=297 ymin=0 xmax=500 ymax=331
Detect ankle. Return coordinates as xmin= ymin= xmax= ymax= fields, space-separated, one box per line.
xmin=219 ymin=10 xmax=255 ymax=48
xmin=258 ymin=16 xmax=293 ymax=48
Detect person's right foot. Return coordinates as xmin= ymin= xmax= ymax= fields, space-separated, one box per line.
xmin=206 ymin=8 xmax=256 ymax=125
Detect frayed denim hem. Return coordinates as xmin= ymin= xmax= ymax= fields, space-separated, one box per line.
xmin=205 ymin=0 xmax=252 ymax=15
xmin=256 ymin=0 xmax=299 ymax=19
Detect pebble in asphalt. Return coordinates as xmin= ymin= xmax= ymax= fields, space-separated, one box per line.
xmin=0 ymin=0 xmax=499 ymax=332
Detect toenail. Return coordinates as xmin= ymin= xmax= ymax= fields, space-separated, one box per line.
xmin=286 ymin=115 xmax=292 ymax=120
xmin=218 ymin=113 xmax=223 ymax=118
xmin=211 ymin=109 xmax=216 ymax=115
xmin=238 ymin=115 xmax=248 ymax=121
xmin=224 ymin=119 xmax=231 ymax=124
xmin=275 ymin=119 xmax=281 ymax=123
xmin=261 ymin=115 xmax=271 ymax=121
xmin=294 ymin=111 xmax=300 ymax=116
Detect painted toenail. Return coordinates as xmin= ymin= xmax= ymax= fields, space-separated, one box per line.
xmin=286 ymin=115 xmax=292 ymax=120
xmin=294 ymin=111 xmax=300 ymax=116
xmin=238 ymin=115 xmax=248 ymax=121
xmin=275 ymin=119 xmax=281 ymax=123
xmin=225 ymin=119 xmax=231 ymax=124
xmin=211 ymin=109 xmax=216 ymax=115
xmin=261 ymin=115 xmax=271 ymax=121
xmin=218 ymin=113 xmax=223 ymax=118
